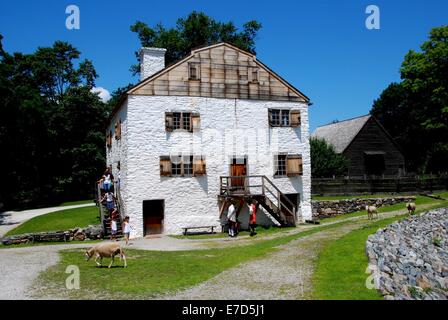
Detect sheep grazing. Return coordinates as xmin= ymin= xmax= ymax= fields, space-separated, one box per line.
xmin=406 ymin=202 xmax=416 ymax=214
xmin=366 ymin=205 xmax=378 ymax=220
xmin=85 ymin=242 xmax=127 ymax=268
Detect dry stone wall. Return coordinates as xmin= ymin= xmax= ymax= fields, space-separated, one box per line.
xmin=366 ymin=207 xmax=448 ymax=300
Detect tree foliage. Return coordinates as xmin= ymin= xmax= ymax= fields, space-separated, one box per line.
xmin=371 ymin=25 xmax=448 ymax=173
xmin=0 ymin=38 xmax=109 ymax=209
xmin=130 ymin=11 xmax=262 ymax=74
xmin=310 ymin=137 xmax=348 ymax=178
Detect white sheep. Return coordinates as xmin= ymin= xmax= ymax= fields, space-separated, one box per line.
xmin=366 ymin=205 xmax=378 ymax=220
xmin=406 ymin=202 xmax=416 ymax=214
xmin=85 ymin=242 xmax=127 ymax=268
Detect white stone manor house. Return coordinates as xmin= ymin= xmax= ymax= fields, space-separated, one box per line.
xmin=106 ymin=42 xmax=312 ymax=237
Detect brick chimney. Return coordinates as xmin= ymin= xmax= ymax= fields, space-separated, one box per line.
xmin=139 ymin=47 xmax=167 ymax=81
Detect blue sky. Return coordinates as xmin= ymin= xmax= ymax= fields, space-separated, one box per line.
xmin=0 ymin=0 xmax=447 ymax=131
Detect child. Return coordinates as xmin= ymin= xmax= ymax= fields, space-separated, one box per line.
xmin=123 ymin=216 xmax=132 ymax=245
xmin=248 ymin=200 xmax=258 ymax=236
xmin=110 ymin=217 xmax=118 ymax=241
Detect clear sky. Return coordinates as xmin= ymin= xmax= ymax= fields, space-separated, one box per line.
xmin=0 ymin=0 xmax=447 ymax=131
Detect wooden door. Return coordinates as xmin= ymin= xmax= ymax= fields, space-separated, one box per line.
xmin=143 ymin=200 xmax=164 ymax=235
xmin=230 ymin=161 xmax=247 ymax=193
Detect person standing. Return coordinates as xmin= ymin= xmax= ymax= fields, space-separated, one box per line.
xmin=248 ymin=200 xmax=258 ymax=236
xmin=123 ymin=216 xmax=132 ymax=245
xmin=110 ymin=217 xmax=118 ymax=241
xmin=227 ymin=202 xmax=237 ymax=237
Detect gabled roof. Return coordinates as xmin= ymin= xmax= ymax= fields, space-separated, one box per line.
xmin=312 ymin=115 xmax=371 ymax=153
xmin=128 ymin=42 xmax=309 ymax=101
xmin=109 ymin=42 xmax=310 ymax=124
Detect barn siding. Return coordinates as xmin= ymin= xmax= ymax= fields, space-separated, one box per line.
xmin=343 ymin=117 xmax=405 ymax=176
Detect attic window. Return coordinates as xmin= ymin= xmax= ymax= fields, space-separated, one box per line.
xmin=251 ymin=68 xmax=259 ymax=82
xmin=189 ymin=63 xmax=200 ymax=80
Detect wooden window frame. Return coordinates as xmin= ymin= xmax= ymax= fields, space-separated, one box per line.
xmin=160 ymin=155 xmax=206 ymax=177
xmin=269 ymin=109 xmax=301 ymax=128
xmin=286 ymin=154 xmax=303 ymax=177
xmin=274 ymin=154 xmax=287 ymax=177
xmin=250 ymin=67 xmax=259 ymax=83
xmin=188 ymin=62 xmax=201 ymax=81
xmin=114 ymin=119 xmax=122 ymax=140
xmin=274 ymin=154 xmax=303 ymax=177
xmin=106 ymin=130 xmax=112 ymax=148
xmin=166 ymin=112 xmax=195 ymax=132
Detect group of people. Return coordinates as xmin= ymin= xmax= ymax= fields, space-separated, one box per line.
xmin=98 ymin=165 xmax=131 ymax=245
xmin=226 ymin=199 xmax=258 ymax=237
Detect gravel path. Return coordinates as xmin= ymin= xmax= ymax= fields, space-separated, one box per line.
xmin=0 ymin=204 xmax=439 ymax=300
xmin=159 ymin=205 xmax=438 ymax=300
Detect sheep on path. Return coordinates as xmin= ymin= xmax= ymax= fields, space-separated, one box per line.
xmin=366 ymin=205 xmax=378 ymax=220
xmin=85 ymin=242 xmax=127 ymax=268
xmin=406 ymin=202 xmax=416 ymax=214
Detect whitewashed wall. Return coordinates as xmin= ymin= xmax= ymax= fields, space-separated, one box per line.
xmin=118 ymin=95 xmax=311 ymax=237
xmin=106 ymin=101 xmax=128 ymax=215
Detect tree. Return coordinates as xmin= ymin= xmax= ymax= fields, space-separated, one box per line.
xmin=130 ymin=11 xmax=262 ymax=74
xmin=371 ymin=25 xmax=448 ymax=173
xmin=310 ymin=137 xmax=348 ymax=178
xmin=0 ymin=37 xmax=108 ymax=209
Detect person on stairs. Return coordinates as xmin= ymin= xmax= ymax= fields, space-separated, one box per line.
xmin=110 ymin=216 xmax=118 ymax=241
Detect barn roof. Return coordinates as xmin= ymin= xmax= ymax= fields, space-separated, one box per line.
xmin=312 ymin=115 xmax=371 ymax=153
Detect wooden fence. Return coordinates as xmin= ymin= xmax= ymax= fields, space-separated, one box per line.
xmin=312 ymin=175 xmax=448 ymax=195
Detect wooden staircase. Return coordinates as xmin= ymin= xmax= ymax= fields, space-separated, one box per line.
xmin=96 ymin=183 xmax=124 ymax=238
xmin=219 ymin=175 xmax=297 ymax=227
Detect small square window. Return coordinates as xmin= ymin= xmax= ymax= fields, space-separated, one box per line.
xmin=275 ymin=155 xmax=287 ymax=176
xmin=183 ymin=155 xmax=193 ymax=176
xmin=281 ymin=110 xmax=290 ymax=126
xmin=270 ymin=109 xmax=281 ymax=126
xmin=183 ymin=113 xmax=191 ymax=131
xmin=252 ymin=69 xmax=258 ymax=82
xmin=171 ymin=155 xmax=182 ymax=176
xmin=173 ymin=112 xmax=181 ymax=130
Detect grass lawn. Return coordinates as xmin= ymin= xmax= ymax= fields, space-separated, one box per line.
xmin=311 ymin=200 xmax=448 ymax=300
xmin=5 ymin=206 xmax=99 ymax=236
xmin=36 ymin=221 xmax=346 ymax=299
xmin=58 ymin=200 xmax=94 ymax=207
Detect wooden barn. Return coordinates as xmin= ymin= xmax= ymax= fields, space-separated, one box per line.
xmin=312 ymin=115 xmax=405 ymax=176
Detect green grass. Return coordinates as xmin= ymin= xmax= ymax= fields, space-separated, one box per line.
xmin=37 ymin=221 xmax=347 ymax=299
xmin=58 ymin=200 xmax=94 ymax=207
xmin=312 ymin=201 xmax=448 ymax=300
xmin=5 ymin=206 xmax=99 ymax=236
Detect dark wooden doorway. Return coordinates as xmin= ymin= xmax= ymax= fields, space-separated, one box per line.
xmin=230 ymin=157 xmax=247 ymax=192
xmin=143 ymin=200 xmax=164 ymax=235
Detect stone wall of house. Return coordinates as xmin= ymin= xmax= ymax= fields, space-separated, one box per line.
xmin=1 ymin=225 xmax=103 ymax=245
xmin=366 ymin=207 xmax=448 ymax=300
xmin=118 ymin=95 xmax=311 ymax=237
xmin=312 ymin=196 xmax=415 ymax=218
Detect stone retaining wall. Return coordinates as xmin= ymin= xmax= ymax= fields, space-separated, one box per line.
xmin=1 ymin=225 xmax=103 ymax=245
xmin=366 ymin=207 xmax=448 ymax=300
xmin=312 ymin=196 xmax=416 ymax=218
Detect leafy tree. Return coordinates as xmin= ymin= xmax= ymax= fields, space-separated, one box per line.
xmin=310 ymin=137 xmax=348 ymax=178
xmin=0 ymin=38 xmax=108 ymax=209
xmin=130 ymin=11 xmax=262 ymax=74
xmin=371 ymin=25 xmax=448 ymax=173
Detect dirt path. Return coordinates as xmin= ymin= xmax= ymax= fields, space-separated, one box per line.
xmin=0 ymin=204 xmax=439 ymax=300
xmin=158 ymin=206 xmax=438 ymax=300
